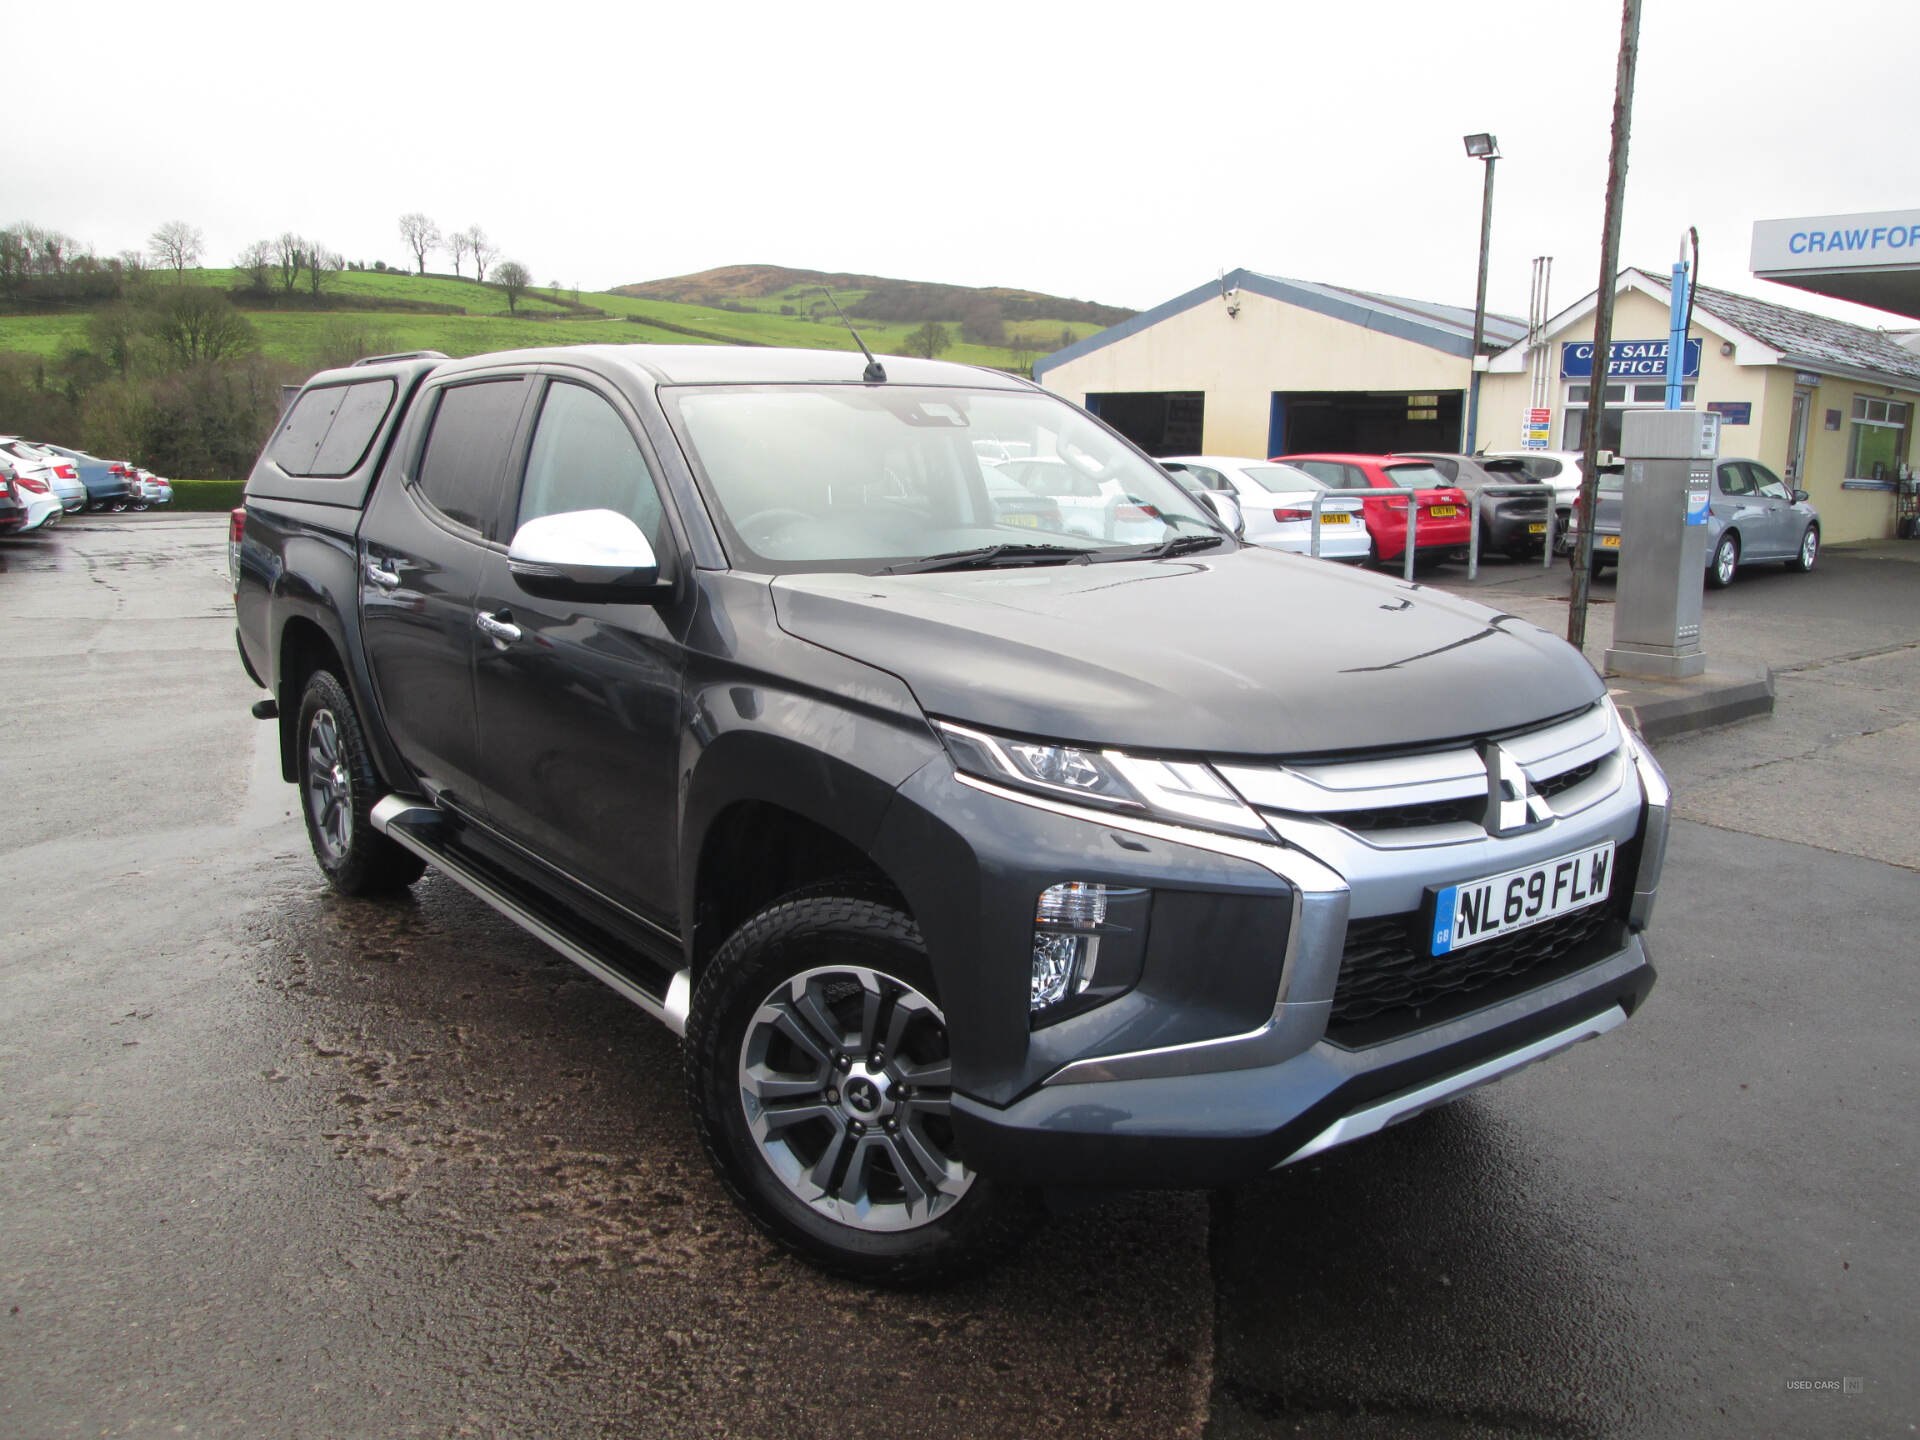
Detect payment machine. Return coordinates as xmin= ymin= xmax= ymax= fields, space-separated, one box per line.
xmin=1604 ymin=409 xmax=1721 ymax=679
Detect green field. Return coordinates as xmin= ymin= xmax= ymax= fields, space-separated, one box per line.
xmin=0 ymin=267 xmax=1106 ymax=375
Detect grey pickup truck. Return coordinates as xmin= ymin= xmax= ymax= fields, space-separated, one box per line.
xmin=232 ymin=343 xmax=1670 ymax=1282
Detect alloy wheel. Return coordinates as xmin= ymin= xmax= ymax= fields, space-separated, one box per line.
xmin=1800 ymin=528 xmax=1818 ymax=569
xmin=1715 ymin=536 xmax=1737 ymax=586
xmin=737 ymin=964 xmax=973 ymax=1232
xmin=304 ymin=707 xmax=354 ymax=864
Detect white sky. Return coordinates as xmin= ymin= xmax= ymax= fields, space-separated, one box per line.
xmin=8 ymin=0 xmax=1918 ymax=331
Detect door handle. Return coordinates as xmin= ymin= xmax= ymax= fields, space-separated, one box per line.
xmin=365 ymin=558 xmax=402 ymax=589
xmin=475 ymin=610 xmax=522 ymax=645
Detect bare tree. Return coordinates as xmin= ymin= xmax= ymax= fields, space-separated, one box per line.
xmin=903 ymin=321 xmax=951 ymax=359
xmin=465 ymin=226 xmax=498 ymax=284
xmin=274 ymin=233 xmax=305 ymax=294
xmin=446 ymin=229 xmax=471 ymax=279
xmin=149 ymin=220 xmax=204 ymax=281
xmin=305 ymin=245 xmax=343 ymax=298
xmin=397 ymin=212 xmax=441 ymax=275
xmin=235 ymin=241 xmax=274 ymax=293
xmin=493 ymin=260 xmax=531 ymax=313
xmin=145 ymin=289 xmax=258 ymax=367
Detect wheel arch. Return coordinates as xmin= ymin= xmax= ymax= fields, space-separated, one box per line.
xmin=680 ymin=725 xmax=938 ymax=975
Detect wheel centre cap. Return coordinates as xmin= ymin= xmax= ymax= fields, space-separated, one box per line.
xmin=841 ymin=1064 xmax=891 ymax=1117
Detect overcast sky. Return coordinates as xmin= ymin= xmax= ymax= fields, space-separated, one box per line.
xmin=9 ymin=0 xmax=1918 ymax=331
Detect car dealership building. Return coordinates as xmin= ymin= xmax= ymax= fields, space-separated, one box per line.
xmin=1038 ymin=235 xmax=1920 ymax=543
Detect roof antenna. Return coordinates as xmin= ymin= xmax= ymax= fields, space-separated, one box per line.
xmin=820 ymin=287 xmax=886 ymax=382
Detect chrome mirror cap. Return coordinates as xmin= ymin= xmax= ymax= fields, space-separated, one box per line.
xmin=1200 ymin=490 xmax=1245 ymax=539
xmin=507 ymin=509 xmax=664 ymax=599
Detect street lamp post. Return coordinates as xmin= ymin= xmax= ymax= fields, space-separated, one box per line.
xmin=1462 ymin=132 xmax=1500 ymax=456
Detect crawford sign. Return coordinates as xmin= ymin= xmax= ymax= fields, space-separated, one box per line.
xmin=1752 ymin=209 xmax=1920 ymax=273
xmin=1561 ymin=339 xmax=1702 ymax=380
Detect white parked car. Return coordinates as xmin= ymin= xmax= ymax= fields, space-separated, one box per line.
xmin=989 ymin=455 xmax=1166 ymax=544
xmin=1159 ymin=456 xmax=1372 ymax=561
xmin=0 ymin=438 xmax=86 ymax=514
xmin=0 ymin=454 xmax=65 ymax=532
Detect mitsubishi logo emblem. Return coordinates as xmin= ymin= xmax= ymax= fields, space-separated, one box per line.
xmin=1483 ymin=742 xmax=1553 ymax=836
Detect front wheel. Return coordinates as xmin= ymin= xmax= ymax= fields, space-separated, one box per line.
xmin=686 ymin=889 xmax=1035 ymax=1285
xmin=1790 ymin=524 xmax=1819 ymax=572
xmin=295 ymin=669 xmax=426 ymax=895
xmin=1708 ymin=531 xmax=1739 ymax=589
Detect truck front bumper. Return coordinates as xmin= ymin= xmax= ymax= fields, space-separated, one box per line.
xmin=949 ymin=935 xmax=1653 ymax=1188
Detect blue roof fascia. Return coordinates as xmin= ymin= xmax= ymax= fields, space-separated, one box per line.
xmin=1034 ymin=268 xmax=1515 ymax=382
xmin=1239 ymin=272 xmax=1478 ymax=356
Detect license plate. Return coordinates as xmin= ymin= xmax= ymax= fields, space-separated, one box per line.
xmin=1006 ymin=513 xmax=1039 ymax=527
xmin=1428 ymin=841 xmax=1615 ymax=955
xmin=1529 ymin=523 xmax=1547 ymax=534
xmin=1601 ymin=535 xmax=1620 ymax=548
xmin=1428 ymin=505 xmax=1458 ymax=517
xmin=1320 ymin=512 xmax=1350 ymax=524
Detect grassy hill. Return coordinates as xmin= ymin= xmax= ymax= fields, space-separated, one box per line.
xmin=0 ymin=264 xmax=1125 ymax=375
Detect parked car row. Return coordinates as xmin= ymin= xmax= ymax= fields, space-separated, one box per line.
xmin=0 ymin=437 xmax=172 ymax=535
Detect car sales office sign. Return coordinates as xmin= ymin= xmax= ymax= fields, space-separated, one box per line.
xmin=1561 ymin=338 xmax=1703 ymax=379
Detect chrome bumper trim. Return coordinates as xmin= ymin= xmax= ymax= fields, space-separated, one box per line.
xmin=1625 ymin=735 xmax=1670 ymax=930
xmin=1278 ymin=1004 xmax=1628 ymax=1167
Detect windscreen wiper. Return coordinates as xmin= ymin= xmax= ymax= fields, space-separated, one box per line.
xmin=1100 ymin=533 xmax=1230 ymax=562
xmin=879 ymin=543 xmax=1095 ymax=575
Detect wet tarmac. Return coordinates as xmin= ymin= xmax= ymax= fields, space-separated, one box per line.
xmin=4 ymin=516 xmax=1915 ymax=1438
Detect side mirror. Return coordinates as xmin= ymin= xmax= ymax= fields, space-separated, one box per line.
xmin=508 ymin=508 xmax=669 ymax=603
xmin=1199 ymin=490 xmax=1246 ymax=538
xmin=1793 ymin=488 xmax=1809 ymax=504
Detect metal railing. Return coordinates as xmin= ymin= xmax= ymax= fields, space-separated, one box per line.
xmin=1465 ymin=484 xmax=1557 ymax=579
xmin=1302 ymin=485 xmax=1556 ymax=581
xmin=1308 ymin=487 xmax=1413 ymax=580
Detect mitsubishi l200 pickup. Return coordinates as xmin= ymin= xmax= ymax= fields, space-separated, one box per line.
xmin=232 ymin=344 xmax=1669 ymax=1282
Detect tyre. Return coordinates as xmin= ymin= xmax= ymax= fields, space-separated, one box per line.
xmin=1707 ymin=531 xmax=1739 ymax=589
xmin=1789 ymin=524 xmax=1819 ymax=572
xmin=295 ymin=669 xmax=426 ymax=895
xmin=129 ymin=502 xmax=149 ymax=512
xmin=686 ymin=888 xmax=1035 ymax=1285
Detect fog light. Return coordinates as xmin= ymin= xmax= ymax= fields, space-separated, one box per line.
xmin=1031 ymin=931 xmax=1089 ymax=1009
xmin=1031 ymin=882 xmax=1115 ymax=1010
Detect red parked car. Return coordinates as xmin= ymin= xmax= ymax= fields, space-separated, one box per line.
xmin=1276 ymin=453 xmax=1473 ymax=565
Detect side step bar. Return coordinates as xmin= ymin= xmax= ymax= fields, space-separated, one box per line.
xmin=370 ymin=795 xmax=692 ymax=1036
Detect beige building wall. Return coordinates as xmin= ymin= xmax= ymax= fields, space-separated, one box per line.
xmin=1475 ymin=286 xmax=1912 ymax=543
xmin=1037 ymin=289 xmax=1473 ymax=458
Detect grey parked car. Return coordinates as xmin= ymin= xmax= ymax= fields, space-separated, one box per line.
xmin=1568 ymin=456 xmax=1819 ymax=587
xmin=1395 ymin=453 xmax=1554 ymax=557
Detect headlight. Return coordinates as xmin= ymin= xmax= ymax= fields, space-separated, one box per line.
xmin=933 ymin=720 xmax=1270 ymax=840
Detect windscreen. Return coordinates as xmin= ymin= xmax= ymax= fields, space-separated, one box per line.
xmin=1381 ymin=463 xmax=1450 ymax=490
xmin=664 ymin=385 xmax=1225 ymax=573
xmin=1239 ymin=463 xmax=1320 ymax=495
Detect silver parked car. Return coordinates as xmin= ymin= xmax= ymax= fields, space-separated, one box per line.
xmin=1568 ymin=456 xmax=1819 ymax=587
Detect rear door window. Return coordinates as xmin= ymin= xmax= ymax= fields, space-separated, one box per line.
xmin=413 ymin=378 xmax=529 ymax=536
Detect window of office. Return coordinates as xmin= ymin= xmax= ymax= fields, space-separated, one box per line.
xmin=1563 ymin=383 xmax=1694 ymax=451
xmin=1847 ymin=396 xmax=1910 ymax=482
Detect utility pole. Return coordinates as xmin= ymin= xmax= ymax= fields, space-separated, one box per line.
xmin=1462 ymin=134 xmax=1500 ymax=455
xmin=1569 ymin=0 xmax=1642 ymax=651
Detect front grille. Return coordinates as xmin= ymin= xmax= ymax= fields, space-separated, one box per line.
xmin=1535 ymin=759 xmax=1600 ymax=798
xmin=1331 ymin=891 xmax=1617 ymax=1028
xmin=1338 ymin=796 xmax=1484 ymax=832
